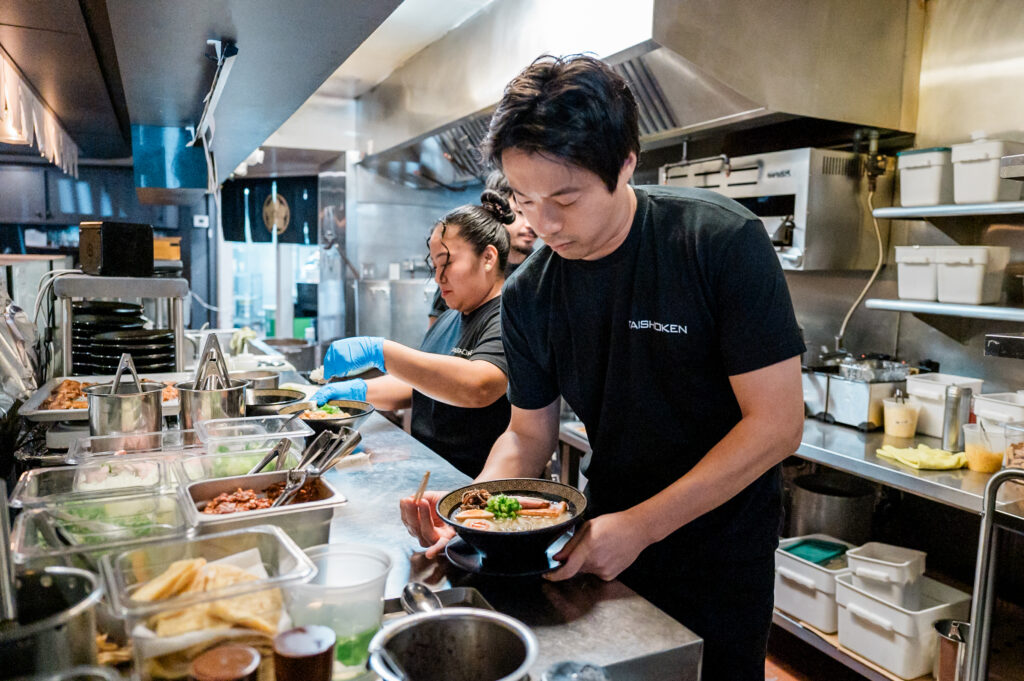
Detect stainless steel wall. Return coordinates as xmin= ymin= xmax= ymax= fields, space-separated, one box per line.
xmin=342 ymin=160 xmax=479 ymax=338
xmin=791 ymin=0 xmax=1024 ymax=391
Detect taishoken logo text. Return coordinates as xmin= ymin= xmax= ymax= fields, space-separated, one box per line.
xmin=628 ymin=320 xmax=687 ymax=334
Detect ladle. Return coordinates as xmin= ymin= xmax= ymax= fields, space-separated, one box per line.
xmin=400 ymin=581 xmax=442 ymax=614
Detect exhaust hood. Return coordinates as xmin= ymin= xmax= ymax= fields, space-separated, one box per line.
xmin=359 ymin=0 xmax=924 ymax=188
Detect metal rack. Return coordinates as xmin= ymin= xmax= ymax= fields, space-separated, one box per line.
xmin=52 ymin=274 xmax=188 ymax=374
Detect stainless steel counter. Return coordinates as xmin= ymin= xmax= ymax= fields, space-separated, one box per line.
xmin=557 ymin=419 xmax=1024 ymax=526
xmin=324 ymin=413 xmax=702 ymax=680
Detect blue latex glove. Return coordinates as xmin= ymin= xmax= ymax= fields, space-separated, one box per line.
xmin=311 ymin=379 xmax=368 ymax=405
xmin=323 ymin=336 xmax=385 ymax=379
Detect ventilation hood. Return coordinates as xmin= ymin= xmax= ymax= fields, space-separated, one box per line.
xmin=359 ymin=0 xmax=924 ymax=189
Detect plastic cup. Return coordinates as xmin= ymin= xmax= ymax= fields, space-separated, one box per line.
xmin=286 ymin=544 xmax=392 ymax=680
xmin=964 ymin=423 xmax=1005 ymax=473
xmin=883 ymin=398 xmax=921 ymax=438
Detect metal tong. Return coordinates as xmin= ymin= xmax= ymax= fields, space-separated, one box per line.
xmin=110 ymin=352 xmax=143 ymax=394
xmin=192 ymin=333 xmax=231 ymax=390
xmin=268 ymin=428 xmax=363 ymax=508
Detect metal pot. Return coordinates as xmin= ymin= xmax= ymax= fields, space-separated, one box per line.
xmin=934 ymin=619 xmax=969 ymax=681
xmin=0 ymin=567 xmax=104 ymax=677
xmin=83 ymin=380 xmax=163 ymax=443
xmin=175 ymin=379 xmax=248 ymax=434
xmin=229 ymin=370 xmax=279 ymax=390
xmin=789 ymin=473 xmax=875 ymax=545
xmin=368 ymin=608 xmax=537 ymax=681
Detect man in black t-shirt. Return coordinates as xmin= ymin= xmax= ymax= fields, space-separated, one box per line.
xmin=402 ymin=56 xmax=805 ymax=681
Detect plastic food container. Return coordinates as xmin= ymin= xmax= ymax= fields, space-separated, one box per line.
xmin=64 ymin=430 xmax=204 ymax=464
xmin=951 ymin=137 xmax=1024 ymax=203
xmin=286 ymin=544 xmax=393 ymax=675
xmin=897 ymin=148 xmax=953 ymax=206
xmin=1004 ymin=423 xmax=1024 ymax=469
xmin=835 ymin=573 xmax=970 ymax=679
xmin=100 ymin=525 xmax=316 ymax=681
xmin=774 ymin=534 xmax=854 ymax=633
xmin=963 ymin=423 xmax=1005 ymax=473
xmin=895 ymin=246 xmax=938 ymax=301
xmin=883 ymin=398 xmax=921 ymax=438
xmin=906 ymin=373 xmax=985 ymax=438
xmin=10 ymin=492 xmax=192 ymax=571
xmin=972 ymin=391 xmax=1024 ymax=427
xmin=180 ymin=469 xmax=347 ymax=548
xmin=933 ymin=246 xmax=1010 ymax=305
xmin=846 ymin=542 xmax=926 ymax=609
xmin=10 ymin=458 xmax=172 ymax=508
xmin=196 ymin=415 xmax=314 ymax=455
xmin=174 ymin=448 xmax=302 ymax=485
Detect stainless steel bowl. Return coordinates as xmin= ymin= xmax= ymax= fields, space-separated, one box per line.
xmin=229 ymin=370 xmax=279 ymax=390
xmin=83 ymin=380 xmax=164 ymax=441
xmin=244 ymin=388 xmax=306 ymax=416
xmin=369 ymin=608 xmax=537 ymax=681
xmin=175 ymin=379 xmax=248 ymax=435
xmin=0 ymin=567 xmax=104 ymax=677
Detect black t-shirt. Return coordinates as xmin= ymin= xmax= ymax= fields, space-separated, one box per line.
xmin=501 ymin=186 xmax=805 ymax=561
xmin=428 ymin=261 xmax=522 ymax=318
xmin=411 ymin=296 xmax=511 ymax=477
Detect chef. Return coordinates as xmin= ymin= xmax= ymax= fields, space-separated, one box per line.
xmin=402 ymin=54 xmax=805 ymax=680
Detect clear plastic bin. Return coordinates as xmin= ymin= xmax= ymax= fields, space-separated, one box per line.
xmin=10 ymin=492 xmax=192 ymax=571
xmin=963 ymin=423 xmax=1005 ymax=473
xmin=1004 ymin=423 xmax=1024 ymax=469
xmin=64 ymin=430 xmax=204 ymax=464
xmin=174 ymin=447 xmax=303 ymax=485
xmin=10 ymin=458 xmax=172 ymax=508
xmin=100 ymin=525 xmax=316 ymax=681
xmin=195 ymin=415 xmax=314 ymax=454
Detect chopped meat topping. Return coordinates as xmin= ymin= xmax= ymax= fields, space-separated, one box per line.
xmin=461 ymin=488 xmax=492 ymax=509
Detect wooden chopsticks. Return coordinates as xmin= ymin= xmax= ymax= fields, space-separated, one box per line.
xmin=413 ymin=471 xmax=430 ymax=503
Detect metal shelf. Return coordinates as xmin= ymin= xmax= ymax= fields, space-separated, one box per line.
xmin=872 ymin=201 xmax=1024 ymax=219
xmin=865 ymin=298 xmax=1024 ymax=322
xmin=771 ymin=611 xmax=894 ymax=681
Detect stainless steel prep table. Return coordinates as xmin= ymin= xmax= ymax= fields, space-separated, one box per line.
xmin=323 ymin=412 xmax=702 ymax=681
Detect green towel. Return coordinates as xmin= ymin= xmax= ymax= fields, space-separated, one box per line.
xmin=784 ymin=539 xmax=848 ymax=565
xmin=876 ymin=444 xmax=967 ymax=470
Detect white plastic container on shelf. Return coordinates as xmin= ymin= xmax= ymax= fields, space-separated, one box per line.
xmin=894 ymin=246 xmax=937 ymax=301
xmin=846 ymin=542 xmax=926 ymax=609
xmin=835 ymin=573 xmax=971 ymax=679
xmin=905 ymin=373 xmax=985 ymax=438
xmin=951 ymin=135 xmax=1024 ymax=203
xmin=897 ymin=148 xmax=953 ymax=206
xmin=973 ymin=391 xmax=1024 ymax=426
xmin=774 ymin=534 xmax=855 ymax=634
xmin=934 ymin=245 xmax=1010 ymax=305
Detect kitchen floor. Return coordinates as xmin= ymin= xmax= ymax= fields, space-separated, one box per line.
xmin=765 ymin=628 xmax=865 ymax=680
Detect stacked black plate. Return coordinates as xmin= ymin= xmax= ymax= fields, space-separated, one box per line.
xmin=70 ymin=302 xmax=174 ymax=374
xmin=90 ymin=328 xmax=177 ymax=373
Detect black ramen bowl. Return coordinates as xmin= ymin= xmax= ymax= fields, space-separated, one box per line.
xmin=279 ymin=399 xmax=375 ymax=434
xmin=438 ymin=479 xmax=587 ymax=568
xmin=244 ymin=388 xmax=306 ymax=416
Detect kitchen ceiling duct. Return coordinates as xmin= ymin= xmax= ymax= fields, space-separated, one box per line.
xmin=358 ymin=0 xmax=924 ymax=189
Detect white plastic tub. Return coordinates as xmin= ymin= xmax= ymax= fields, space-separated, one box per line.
xmin=847 ymin=542 xmax=926 ymax=609
xmin=898 ymin=148 xmax=953 ymax=206
xmin=774 ymin=534 xmax=854 ymax=633
xmin=894 ymin=246 xmax=937 ymax=301
xmin=835 ymin=573 xmax=970 ymax=679
xmin=973 ymin=391 xmax=1024 ymax=427
xmin=905 ymin=373 xmax=985 ymax=438
xmin=951 ymin=137 xmax=1024 ymax=203
xmin=934 ymin=245 xmax=1010 ymax=305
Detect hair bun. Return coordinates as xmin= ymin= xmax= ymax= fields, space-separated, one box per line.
xmin=479 ymin=188 xmax=516 ymax=225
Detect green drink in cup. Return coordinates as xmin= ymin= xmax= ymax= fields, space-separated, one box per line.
xmin=287 ymin=544 xmax=393 ymax=680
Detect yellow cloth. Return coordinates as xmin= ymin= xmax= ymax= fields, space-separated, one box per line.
xmin=876 ymin=444 xmax=967 ymax=470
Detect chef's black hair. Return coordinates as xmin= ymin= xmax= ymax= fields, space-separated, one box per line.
xmin=427 ymin=192 xmax=512 ymax=276
xmin=482 ymin=54 xmax=640 ymax=193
